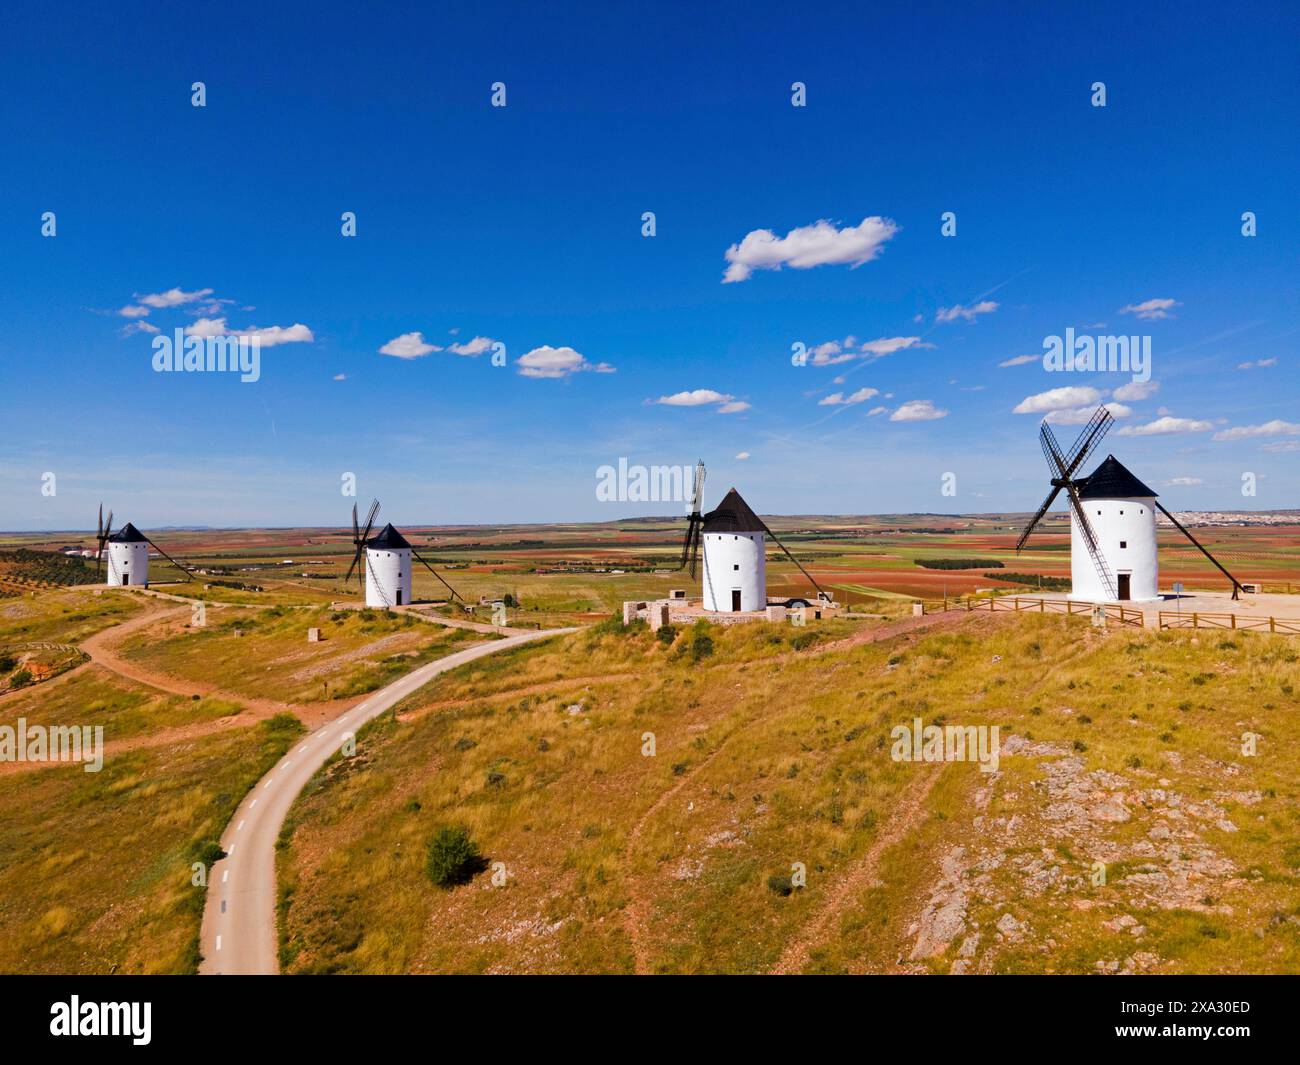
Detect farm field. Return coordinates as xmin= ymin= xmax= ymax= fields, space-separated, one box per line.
xmin=7 ymin=511 xmax=1300 ymax=621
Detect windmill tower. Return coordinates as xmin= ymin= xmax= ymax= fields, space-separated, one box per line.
xmin=677 ymin=478 xmax=832 ymax=613
xmin=105 ymin=523 xmax=150 ymax=587
xmin=344 ymin=500 xmax=461 ymax=608
xmin=1017 ymin=406 xmax=1243 ymax=601
xmin=364 ymin=524 xmax=412 ymax=607
xmin=700 ymin=488 xmax=768 ymax=612
xmin=94 ymin=503 xmax=197 ymax=588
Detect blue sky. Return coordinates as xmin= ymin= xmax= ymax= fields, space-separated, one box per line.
xmin=1 ymin=1 xmax=1296 ymax=531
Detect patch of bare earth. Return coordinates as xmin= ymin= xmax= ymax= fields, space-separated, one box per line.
xmin=901 ymin=734 xmax=1243 ymax=975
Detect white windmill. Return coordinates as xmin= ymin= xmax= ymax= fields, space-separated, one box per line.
xmin=677 ymin=471 xmax=829 ymax=613
xmin=94 ymin=503 xmax=196 ymax=588
xmin=1017 ymin=406 xmax=1243 ymax=602
xmin=344 ymin=499 xmax=461 ymax=608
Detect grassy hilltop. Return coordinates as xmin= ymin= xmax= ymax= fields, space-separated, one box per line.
xmin=276 ymin=613 xmax=1300 ymax=974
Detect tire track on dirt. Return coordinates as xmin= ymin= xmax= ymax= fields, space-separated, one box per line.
xmin=769 ymin=764 xmax=944 ymax=974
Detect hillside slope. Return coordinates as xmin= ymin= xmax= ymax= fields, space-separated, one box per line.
xmin=275 ymin=613 xmax=1300 ymax=974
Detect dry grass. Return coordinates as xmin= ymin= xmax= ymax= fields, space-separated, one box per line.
xmin=276 ymin=613 xmax=1300 ymax=974
xmin=0 ymin=714 xmax=302 ymax=973
xmin=118 ymin=605 xmax=487 ymax=703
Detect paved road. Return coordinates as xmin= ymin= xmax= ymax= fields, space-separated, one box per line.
xmin=198 ymin=626 xmax=575 ymax=975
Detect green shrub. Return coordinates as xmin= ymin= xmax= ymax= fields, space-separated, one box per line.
xmin=655 ymin=624 xmax=678 ymax=645
xmin=0 ymin=654 xmax=15 ymax=674
xmin=8 ymin=669 xmax=32 ymax=688
xmin=767 ymin=875 xmax=794 ymax=897
xmin=689 ymin=624 xmax=714 ymax=662
xmin=425 ymin=825 xmax=486 ymax=889
xmin=190 ymin=839 xmax=227 ymax=866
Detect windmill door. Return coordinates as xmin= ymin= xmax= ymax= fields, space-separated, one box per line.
xmin=395 ymin=590 xmax=403 ymax=606
xmin=1117 ymin=574 xmax=1131 ymax=600
xmin=731 ymin=589 xmax=742 ymax=611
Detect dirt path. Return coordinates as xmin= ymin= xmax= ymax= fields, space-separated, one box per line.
xmin=769 ymin=765 xmax=944 ymax=974
xmin=80 ymin=606 xmax=360 ymax=723
xmin=3 ymin=600 xmax=373 ymax=774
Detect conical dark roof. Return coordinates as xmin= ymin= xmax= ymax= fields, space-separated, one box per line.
xmin=107 ymin=522 xmax=148 ymax=543
xmin=1076 ymin=455 xmax=1158 ymax=500
xmin=702 ymin=488 xmax=766 ymax=534
xmin=367 ymin=522 xmax=411 ymax=549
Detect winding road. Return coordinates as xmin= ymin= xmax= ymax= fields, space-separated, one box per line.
xmin=198 ymin=626 xmax=575 ymax=975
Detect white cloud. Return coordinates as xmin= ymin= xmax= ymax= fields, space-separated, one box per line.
xmin=122 ymin=321 xmax=160 ymax=336
xmin=234 ymin=323 xmax=314 ymax=348
xmin=1211 ymin=419 xmax=1300 ymax=442
xmin=1117 ymin=416 xmax=1214 ymax=436
xmin=809 ymin=335 xmax=926 ymax=367
xmin=333 ymin=373 xmax=347 ymax=381
xmin=866 ymin=406 xmax=888 ymax=417
xmin=136 ymin=286 xmax=214 ymax=309
xmin=860 ymin=336 xmax=924 ymax=358
xmin=447 ymin=335 xmax=495 ymax=357
xmin=1112 ymin=379 xmax=1160 ymax=402
xmin=655 ymin=389 xmax=732 ymax=407
xmin=998 ymin=354 xmax=1038 ymax=367
xmin=1166 ymin=476 xmax=1204 ymax=486
xmin=118 ymin=305 xmax=151 ymax=319
xmin=654 ymin=389 xmax=747 ymax=412
xmin=734 ymin=451 xmax=750 ymax=461
xmin=1119 ymin=297 xmax=1180 ymax=320
xmin=935 ymin=300 xmax=998 ymax=324
xmin=1013 ymin=386 xmax=1104 ymax=415
xmin=517 ymin=345 xmax=614 ymax=379
xmin=722 ymin=216 xmax=898 ymax=283
xmin=808 ymin=340 xmax=850 ymax=366
xmin=1261 ymin=440 xmax=1300 ymax=453
xmin=890 ymin=399 xmax=948 ymax=422
xmin=185 ymin=317 xmax=313 ymax=348
xmin=1237 ymin=357 xmax=1277 ymax=369
xmin=1045 ymin=402 xmax=1132 ymax=424
xmin=818 ymin=387 xmax=879 ymax=407
xmin=379 ymin=331 xmax=440 ymax=359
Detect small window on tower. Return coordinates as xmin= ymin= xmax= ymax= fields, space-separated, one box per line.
xmin=1120 ymin=541 xmax=1127 ymax=549
xmin=733 ymin=563 xmax=739 ymax=571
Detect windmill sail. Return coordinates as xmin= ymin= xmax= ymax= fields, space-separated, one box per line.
xmin=678 ymin=460 xmax=707 ymax=577
xmin=345 ymin=499 xmax=380 ymax=587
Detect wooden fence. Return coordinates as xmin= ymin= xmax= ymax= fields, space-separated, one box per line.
xmin=1158 ymin=611 xmax=1300 ymax=635
xmin=952 ymin=595 xmax=1145 ymax=627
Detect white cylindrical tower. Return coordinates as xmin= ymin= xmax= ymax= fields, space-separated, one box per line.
xmin=106 ymin=523 xmax=150 ymax=587
xmin=700 ymin=488 xmax=767 ymax=612
xmin=364 ymin=523 xmax=413 ymax=608
xmin=1069 ymin=456 xmax=1159 ymax=602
